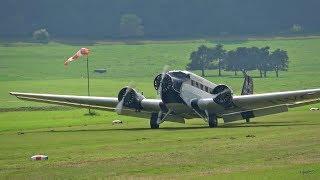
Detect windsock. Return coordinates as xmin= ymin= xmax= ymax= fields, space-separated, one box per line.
xmin=64 ymin=48 xmax=90 ymax=66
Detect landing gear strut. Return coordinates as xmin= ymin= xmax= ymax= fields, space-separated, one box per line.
xmin=150 ymin=113 xmax=160 ymax=129
xmin=208 ymin=114 xmax=218 ymax=128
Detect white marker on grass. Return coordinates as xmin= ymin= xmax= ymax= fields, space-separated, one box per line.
xmin=31 ymin=155 xmax=48 ymax=161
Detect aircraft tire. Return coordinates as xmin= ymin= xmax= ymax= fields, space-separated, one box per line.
xmin=245 ymin=118 xmax=250 ymax=123
xmin=208 ymin=114 xmax=218 ymax=128
xmin=150 ymin=113 xmax=160 ymax=129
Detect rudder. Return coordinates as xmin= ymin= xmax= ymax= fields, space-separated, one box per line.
xmin=241 ymin=74 xmax=253 ymax=95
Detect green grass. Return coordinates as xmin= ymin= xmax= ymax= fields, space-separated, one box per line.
xmin=0 ymin=108 xmax=319 ymax=179
xmin=0 ymin=37 xmax=320 ymax=179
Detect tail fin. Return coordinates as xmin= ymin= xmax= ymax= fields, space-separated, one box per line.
xmin=241 ymin=75 xmax=253 ymax=95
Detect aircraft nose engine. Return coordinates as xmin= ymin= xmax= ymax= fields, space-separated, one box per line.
xmin=211 ymin=85 xmax=233 ymax=108
xmin=153 ymin=74 xmax=173 ymax=93
xmin=117 ymin=87 xmax=145 ymax=110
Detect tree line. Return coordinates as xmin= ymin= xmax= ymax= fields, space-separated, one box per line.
xmin=1 ymin=0 xmax=319 ymax=39
xmin=187 ymin=45 xmax=289 ymax=78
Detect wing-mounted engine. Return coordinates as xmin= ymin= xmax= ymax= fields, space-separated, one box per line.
xmin=117 ymin=87 xmax=145 ymax=110
xmin=211 ymin=85 xmax=233 ymax=108
xmin=189 ymin=84 xmax=234 ymax=118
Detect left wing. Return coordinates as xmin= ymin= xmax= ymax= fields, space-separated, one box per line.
xmin=196 ymin=88 xmax=320 ymax=122
xmin=232 ymin=88 xmax=320 ymax=109
xmin=9 ymin=92 xmax=163 ymax=118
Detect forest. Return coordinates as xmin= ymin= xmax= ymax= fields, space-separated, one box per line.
xmin=0 ymin=0 xmax=319 ymax=39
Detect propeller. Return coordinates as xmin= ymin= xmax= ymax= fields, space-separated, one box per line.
xmin=157 ymin=65 xmax=170 ymax=99
xmin=213 ymin=88 xmax=231 ymax=98
xmin=115 ymin=82 xmax=135 ymax=114
xmin=212 ymin=86 xmax=233 ymax=107
xmin=155 ymin=65 xmax=170 ymax=124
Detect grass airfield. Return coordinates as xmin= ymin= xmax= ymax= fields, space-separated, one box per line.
xmin=1 ymin=108 xmax=319 ymax=179
xmin=1 ymin=37 xmax=320 ymax=179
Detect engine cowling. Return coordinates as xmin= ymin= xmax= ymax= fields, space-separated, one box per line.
xmin=211 ymin=84 xmax=233 ymax=108
xmin=153 ymin=74 xmax=173 ymax=93
xmin=117 ymin=87 xmax=145 ymax=110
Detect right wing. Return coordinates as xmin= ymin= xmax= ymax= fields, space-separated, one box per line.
xmin=10 ymin=92 xmax=163 ymax=118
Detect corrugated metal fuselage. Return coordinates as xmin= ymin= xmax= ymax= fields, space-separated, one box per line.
xmin=161 ymin=71 xmax=218 ymax=118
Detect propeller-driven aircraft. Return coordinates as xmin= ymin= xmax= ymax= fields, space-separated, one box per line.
xmin=10 ymin=70 xmax=320 ymax=129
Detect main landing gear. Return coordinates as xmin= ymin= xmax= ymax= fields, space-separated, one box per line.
xmin=151 ymin=112 xmax=219 ymax=129
xmin=150 ymin=110 xmax=172 ymax=129
xmin=150 ymin=113 xmax=160 ymax=129
xmin=245 ymin=118 xmax=250 ymax=123
xmin=208 ymin=114 xmax=218 ymax=128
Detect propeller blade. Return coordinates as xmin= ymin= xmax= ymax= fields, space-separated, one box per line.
xmin=115 ymin=82 xmax=135 ymax=114
xmin=214 ymin=88 xmax=230 ymax=97
xmin=115 ymin=98 xmax=125 ymax=114
xmin=157 ymin=65 xmax=170 ymax=99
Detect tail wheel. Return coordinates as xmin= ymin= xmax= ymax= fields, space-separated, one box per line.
xmin=208 ymin=114 xmax=218 ymax=128
xmin=150 ymin=113 xmax=160 ymax=129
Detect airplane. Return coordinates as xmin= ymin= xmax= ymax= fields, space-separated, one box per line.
xmin=10 ymin=70 xmax=320 ymax=129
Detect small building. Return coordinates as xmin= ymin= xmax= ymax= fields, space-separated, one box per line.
xmin=94 ymin=69 xmax=107 ymax=74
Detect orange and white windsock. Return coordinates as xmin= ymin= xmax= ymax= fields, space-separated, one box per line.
xmin=64 ymin=48 xmax=90 ymax=66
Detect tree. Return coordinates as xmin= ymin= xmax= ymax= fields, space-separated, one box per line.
xmin=234 ymin=47 xmax=256 ymax=75
xmin=208 ymin=44 xmax=226 ymax=76
xmin=290 ymin=24 xmax=303 ymax=34
xmin=32 ymin=28 xmax=50 ymax=44
xmin=224 ymin=50 xmax=239 ymax=76
xmin=224 ymin=47 xmax=262 ymax=77
xmin=120 ymin=14 xmax=144 ymax=38
xmin=270 ymin=49 xmax=289 ymax=77
xmin=186 ymin=45 xmax=211 ymax=77
xmin=256 ymin=46 xmax=271 ymax=78
xmin=246 ymin=47 xmax=262 ymax=77
xmin=223 ymin=46 xmax=289 ymax=78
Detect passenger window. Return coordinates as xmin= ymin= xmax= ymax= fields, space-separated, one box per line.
xmin=191 ymin=80 xmax=194 ymax=86
xmin=200 ymin=84 xmax=203 ymax=90
xmin=195 ymin=82 xmax=199 ymax=88
xmin=205 ymin=86 xmax=209 ymax=92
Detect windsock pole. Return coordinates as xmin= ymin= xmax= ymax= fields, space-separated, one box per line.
xmin=86 ymin=55 xmax=91 ymax=114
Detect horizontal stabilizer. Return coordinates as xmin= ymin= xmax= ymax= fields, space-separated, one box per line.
xmin=287 ymin=99 xmax=320 ymax=108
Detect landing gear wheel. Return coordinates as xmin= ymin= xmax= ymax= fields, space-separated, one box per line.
xmin=150 ymin=113 xmax=160 ymax=129
xmin=245 ymin=118 xmax=250 ymax=123
xmin=208 ymin=114 xmax=218 ymax=128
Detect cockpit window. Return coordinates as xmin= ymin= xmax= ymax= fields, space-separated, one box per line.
xmin=169 ymin=71 xmax=189 ymax=79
